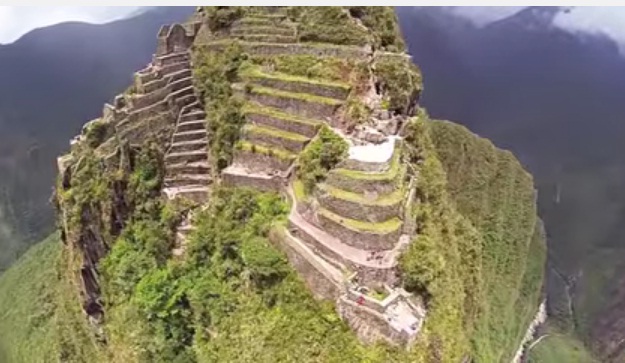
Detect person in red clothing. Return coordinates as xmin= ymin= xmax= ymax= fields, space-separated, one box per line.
xmin=357 ymin=295 xmax=365 ymax=305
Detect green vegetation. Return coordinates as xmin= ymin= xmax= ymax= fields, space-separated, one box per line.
xmin=194 ymin=41 xmax=247 ymax=171
xmin=97 ymin=187 xmax=406 ymax=362
xmin=244 ymin=124 xmax=309 ymax=142
xmin=319 ymin=183 xmax=404 ymax=206
xmin=288 ymin=7 xmax=405 ymax=51
xmin=236 ymin=140 xmax=295 ymax=161
xmin=84 ymin=119 xmax=109 ymax=148
xmin=0 ymin=235 xmax=60 ymax=362
xmin=527 ymin=331 xmax=596 ymax=363
xmin=398 ymin=116 xmax=545 ymax=362
xmin=374 ymin=56 xmax=422 ymax=114
xmin=251 ymin=85 xmax=343 ymax=106
xmin=297 ymin=125 xmax=348 ymax=193
xmin=203 ymin=6 xmax=247 ymax=32
xmin=243 ymin=103 xmax=321 ymax=127
xmin=241 ymin=65 xmax=351 ymax=90
xmin=319 ymin=208 xmax=402 ymax=234
xmin=294 ymin=7 xmax=370 ymax=46
xmin=251 ymin=54 xmax=364 ymax=83
xmin=347 ymin=7 xmax=406 ymax=51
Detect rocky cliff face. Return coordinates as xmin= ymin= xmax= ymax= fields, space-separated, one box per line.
xmin=52 ymin=7 xmax=544 ymax=362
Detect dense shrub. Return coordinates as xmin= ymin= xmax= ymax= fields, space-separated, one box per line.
xmin=374 ymin=56 xmax=422 ymax=115
xmin=297 ymin=125 xmax=348 ymax=193
xmin=194 ymin=42 xmax=247 ymax=170
xmin=203 ymin=7 xmax=246 ymax=33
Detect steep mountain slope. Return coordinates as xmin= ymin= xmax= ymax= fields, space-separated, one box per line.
xmin=0 ymin=6 xmax=194 ymax=273
xmin=397 ymin=6 xmax=625 ymax=361
xmin=2 ymin=6 xmax=544 ymax=363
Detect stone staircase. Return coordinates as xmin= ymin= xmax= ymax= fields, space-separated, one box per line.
xmin=163 ymin=99 xmax=210 ymax=203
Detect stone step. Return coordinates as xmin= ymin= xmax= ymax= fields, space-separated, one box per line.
xmin=176 ymin=120 xmax=205 ymax=132
xmin=248 ymin=86 xmax=342 ymax=120
xmin=141 ymin=67 xmax=192 ymax=94
xmin=234 ymin=34 xmax=296 ymax=44
xmin=163 ymin=185 xmax=209 ymax=204
xmin=154 ymin=51 xmax=189 ymax=67
xmin=230 ymin=25 xmax=295 ymax=37
xmin=222 ymin=166 xmax=283 ymax=192
xmin=165 ymin=174 xmax=211 ymax=188
xmin=243 ymin=124 xmax=310 ymax=153
xmin=174 ymin=94 xmax=197 ymax=110
xmin=243 ymin=69 xmax=350 ymax=100
xmin=167 ymin=161 xmax=211 ymax=176
xmin=173 ymin=129 xmax=207 ymax=143
xmin=244 ymin=103 xmax=321 ymax=138
xmin=170 ymin=86 xmax=195 ymax=103
xmin=165 ymin=150 xmax=207 ymax=164
xmin=180 ymin=110 xmax=206 ymax=123
xmin=316 ymin=183 xmax=404 ymax=223
xmin=169 ymin=139 xmax=207 ymax=154
xmin=233 ymin=141 xmax=295 ymax=173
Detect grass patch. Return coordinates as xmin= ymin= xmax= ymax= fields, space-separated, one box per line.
xmin=236 ymin=140 xmax=296 ymax=161
xmin=319 ymin=207 xmax=401 ymax=234
xmin=293 ymin=179 xmax=308 ymax=203
xmin=243 ymin=102 xmax=322 ymax=126
xmin=527 ymin=332 xmax=597 ymax=363
xmin=319 ymin=183 xmax=404 ymax=206
xmin=250 ymin=85 xmax=343 ymax=106
xmin=333 ymin=149 xmax=402 ymax=181
xmin=241 ymin=66 xmax=351 ymax=90
xmin=245 ymin=124 xmax=309 ymax=142
xmin=0 ymin=235 xmax=60 ymax=362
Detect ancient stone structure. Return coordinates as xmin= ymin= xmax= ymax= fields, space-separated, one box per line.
xmin=57 ymin=6 xmax=426 ymax=347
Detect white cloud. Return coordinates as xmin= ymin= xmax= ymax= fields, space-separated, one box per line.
xmin=450 ymin=6 xmax=625 ymax=50
xmin=0 ymin=6 xmax=144 ymax=44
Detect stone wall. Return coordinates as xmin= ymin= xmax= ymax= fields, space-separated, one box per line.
xmin=326 ymin=172 xmax=400 ymax=195
xmin=338 ymin=158 xmax=390 ymax=173
xmin=232 ymin=150 xmax=293 ymax=173
xmin=317 ymin=192 xmax=401 ymax=223
xmin=201 ymin=41 xmax=371 ymax=60
xmin=268 ymin=229 xmax=341 ymax=300
xmin=337 ymin=297 xmax=410 ymax=346
xmin=244 ymin=129 xmax=307 ymax=153
xmin=317 ymin=212 xmax=401 ymax=251
xmin=222 ymin=171 xmax=283 ymax=193
xmin=249 ymin=91 xmax=339 ymax=119
xmin=288 ymin=219 xmax=398 ymax=286
xmin=247 ymin=76 xmax=350 ymax=100
xmin=246 ymin=112 xmax=320 ymax=138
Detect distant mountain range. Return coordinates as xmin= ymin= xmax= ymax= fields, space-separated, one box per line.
xmin=0 ymin=6 xmax=194 ymax=272
xmin=397 ymin=6 xmax=625 ymax=360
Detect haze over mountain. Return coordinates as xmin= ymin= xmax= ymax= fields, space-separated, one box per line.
xmin=0 ymin=6 xmax=144 ymax=44
xmin=0 ymin=6 xmax=194 ymax=272
xmin=397 ymin=6 xmax=625 ymax=360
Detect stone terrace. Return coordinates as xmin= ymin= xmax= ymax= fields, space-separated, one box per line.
xmin=221 ymin=10 xmax=352 ymax=192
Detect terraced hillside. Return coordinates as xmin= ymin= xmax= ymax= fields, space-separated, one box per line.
xmin=41 ymin=6 xmax=545 ymax=362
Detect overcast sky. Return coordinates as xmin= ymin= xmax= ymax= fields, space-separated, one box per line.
xmin=0 ymin=6 xmax=142 ymax=44
xmin=452 ymin=6 xmax=625 ymax=49
xmin=2 ymin=6 xmax=625 ymax=49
